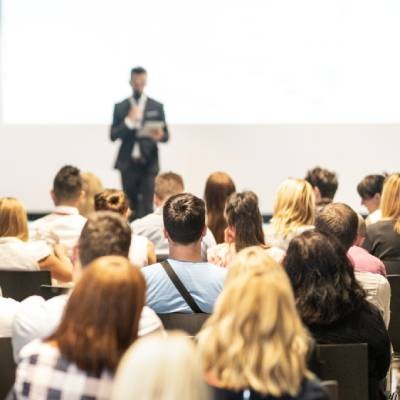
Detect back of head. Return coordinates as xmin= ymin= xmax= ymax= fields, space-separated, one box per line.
xmin=94 ymin=189 xmax=129 ymax=216
xmin=78 ymin=172 xmax=104 ymax=217
xmin=0 ymin=197 xmax=28 ymax=241
xmin=154 ymin=172 xmax=184 ymax=204
xmin=357 ymin=174 xmax=385 ymax=200
xmin=78 ymin=211 xmax=131 ymax=266
xmin=305 ymin=166 xmax=338 ymax=202
xmin=163 ymin=193 xmax=205 ymax=245
xmin=48 ymin=256 xmax=145 ymax=375
xmin=272 ymin=178 xmax=315 ymax=236
xmin=112 ymin=333 xmax=209 ymax=400
xmin=315 ymin=203 xmax=358 ymax=250
xmin=53 ymin=165 xmax=83 ymax=205
xmin=283 ymin=230 xmax=365 ymax=325
xmin=204 ymin=171 xmax=236 ymax=244
xmin=381 ymin=173 xmax=400 ymax=233
xmin=225 ymin=191 xmax=265 ymax=251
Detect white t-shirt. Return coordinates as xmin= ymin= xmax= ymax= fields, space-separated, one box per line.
xmin=0 ymin=237 xmax=50 ymax=271
xmin=0 ymin=297 xmax=20 ymax=337
xmin=129 ymin=234 xmax=150 ymax=268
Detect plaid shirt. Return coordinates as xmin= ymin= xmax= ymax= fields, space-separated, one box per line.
xmin=13 ymin=341 xmax=113 ymax=400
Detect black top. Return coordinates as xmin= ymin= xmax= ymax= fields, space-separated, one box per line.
xmin=363 ymin=219 xmax=400 ymax=274
xmin=211 ymin=379 xmax=329 ymax=400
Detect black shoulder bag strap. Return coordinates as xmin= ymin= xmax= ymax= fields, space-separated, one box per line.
xmin=161 ymin=260 xmax=203 ymax=313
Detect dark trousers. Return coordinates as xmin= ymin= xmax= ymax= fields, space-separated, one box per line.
xmin=120 ymin=164 xmax=156 ymax=219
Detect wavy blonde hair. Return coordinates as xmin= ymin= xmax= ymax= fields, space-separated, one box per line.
xmin=381 ymin=173 xmax=400 ymax=234
xmin=271 ymin=178 xmax=315 ymax=237
xmin=0 ymin=197 xmax=29 ymax=241
xmin=198 ymin=247 xmax=311 ymax=397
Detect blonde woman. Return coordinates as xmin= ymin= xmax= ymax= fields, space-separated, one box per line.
xmin=198 ymin=247 xmax=328 ymax=400
xmin=0 ymin=197 xmax=73 ymax=282
xmin=112 ymin=333 xmax=210 ymax=400
xmin=364 ymin=173 xmax=400 ymax=274
xmin=78 ymin=171 xmax=104 ymax=217
xmin=264 ymin=178 xmax=315 ymax=250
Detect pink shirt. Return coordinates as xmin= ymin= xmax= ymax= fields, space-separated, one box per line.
xmin=348 ymin=245 xmax=387 ymax=276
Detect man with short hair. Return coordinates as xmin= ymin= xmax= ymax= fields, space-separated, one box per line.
xmin=357 ymin=174 xmax=385 ymax=225
xmin=30 ymin=165 xmax=86 ymax=256
xmin=132 ymin=172 xmax=216 ymax=260
xmin=305 ymin=166 xmax=338 ymax=208
xmin=12 ymin=212 xmax=163 ymax=360
xmin=315 ymin=203 xmax=390 ymax=327
xmin=143 ymin=193 xmax=226 ymax=314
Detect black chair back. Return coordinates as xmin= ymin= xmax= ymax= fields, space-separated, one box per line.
xmin=0 ymin=270 xmax=51 ymax=301
xmin=313 ymin=343 xmax=368 ymax=400
xmin=387 ymin=274 xmax=400 ymax=352
xmin=157 ymin=313 xmax=210 ymax=336
xmin=0 ymin=337 xmax=16 ymax=400
xmin=39 ymin=285 xmax=70 ymax=300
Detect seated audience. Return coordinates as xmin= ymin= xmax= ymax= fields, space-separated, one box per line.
xmin=208 ymin=191 xmax=284 ymax=266
xmin=77 ymin=171 xmax=104 ymax=217
xmin=264 ymin=178 xmax=315 ymax=250
xmin=363 ymin=173 xmax=400 ymax=274
xmin=305 ymin=166 xmax=338 ymax=208
xmin=13 ymin=256 xmax=145 ymax=400
xmin=284 ymin=230 xmax=390 ymax=400
xmin=143 ymin=193 xmax=226 ymax=314
xmin=198 ymin=247 xmax=329 ymax=400
xmin=112 ymin=333 xmax=210 ymax=400
xmin=357 ymin=174 xmax=385 ymax=225
xmin=204 ymin=171 xmax=236 ymax=244
xmin=94 ymin=189 xmax=156 ymax=267
xmin=132 ymin=172 xmax=216 ymax=260
xmin=0 ymin=197 xmax=73 ymax=282
xmin=29 ymin=165 xmax=86 ymax=257
xmin=12 ymin=212 xmax=162 ymax=360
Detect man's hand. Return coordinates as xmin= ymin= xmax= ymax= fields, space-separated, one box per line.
xmin=151 ymin=127 xmax=164 ymax=141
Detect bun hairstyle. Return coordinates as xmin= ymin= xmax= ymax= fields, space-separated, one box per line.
xmin=94 ymin=189 xmax=129 ymax=216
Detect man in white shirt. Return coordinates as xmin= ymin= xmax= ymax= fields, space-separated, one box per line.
xmin=29 ymin=165 xmax=86 ymax=256
xmin=132 ymin=172 xmax=216 ymax=260
xmin=12 ymin=211 xmax=163 ymax=361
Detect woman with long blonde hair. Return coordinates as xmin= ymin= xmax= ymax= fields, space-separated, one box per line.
xmin=364 ymin=173 xmax=400 ymax=273
xmin=198 ymin=247 xmax=328 ymax=400
xmin=264 ymin=178 xmax=315 ymax=250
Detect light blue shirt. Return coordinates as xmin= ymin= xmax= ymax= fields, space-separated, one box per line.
xmin=143 ymin=259 xmax=227 ymax=313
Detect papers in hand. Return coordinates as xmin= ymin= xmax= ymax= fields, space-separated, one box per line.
xmin=137 ymin=120 xmax=165 ymax=138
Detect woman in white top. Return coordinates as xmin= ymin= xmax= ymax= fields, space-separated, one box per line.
xmin=0 ymin=197 xmax=73 ymax=282
xmin=94 ymin=189 xmax=156 ymax=267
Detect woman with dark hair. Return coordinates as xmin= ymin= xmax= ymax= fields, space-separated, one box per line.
xmin=207 ymin=191 xmax=284 ymax=266
xmin=13 ymin=256 xmax=146 ymax=399
xmin=284 ymin=230 xmax=390 ymax=400
xmin=204 ymin=172 xmax=236 ymax=244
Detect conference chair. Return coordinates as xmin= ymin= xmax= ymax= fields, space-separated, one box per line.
xmin=0 ymin=337 xmax=15 ymax=400
xmin=157 ymin=313 xmax=210 ymax=336
xmin=0 ymin=270 xmax=51 ymax=301
xmin=313 ymin=343 xmax=368 ymax=400
xmin=39 ymin=285 xmax=70 ymax=300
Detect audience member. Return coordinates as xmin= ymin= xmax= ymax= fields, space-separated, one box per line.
xmin=112 ymin=333 xmax=210 ymax=400
xmin=284 ymin=230 xmax=390 ymax=400
xmin=94 ymin=189 xmax=156 ymax=267
xmin=0 ymin=197 xmax=73 ymax=282
xmin=12 ymin=212 xmax=162 ymax=360
xmin=204 ymin=171 xmax=236 ymax=244
xmin=13 ymin=256 xmax=145 ymax=400
xmin=357 ymin=174 xmax=385 ymax=225
xmin=305 ymin=166 xmax=338 ymax=208
xmin=143 ymin=193 xmax=226 ymax=313
xmin=198 ymin=247 xmax=329 ymax=400
xmin=78 ymin=171 xmax=104 ymax=217
xmin=364 ymin=173 xmax=400 ymax=274
xmin=264 ymin=178 xmax=315 ymax=250
xmin=132 ymin=171 xmax=216 ymax=260
xmin=207 ymin=191 xmax=284 ymax=266
xmin=29 ymin=165 xmax=86 ymax=256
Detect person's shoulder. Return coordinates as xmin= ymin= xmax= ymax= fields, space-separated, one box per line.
xmin=299 ymin=379 xmax=330 ymax=400
xmin=141 ymin=262 xmax=163 ymax=277
xmin=146 ymin=97 xmax=164 ymax=108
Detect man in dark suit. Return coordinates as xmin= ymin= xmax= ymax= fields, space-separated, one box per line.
xmin=110 ymin=67 xmax=169 ymax=219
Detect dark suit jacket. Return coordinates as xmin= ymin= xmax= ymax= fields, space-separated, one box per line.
xmin=110 ymin=96 xmax=169 ymax=173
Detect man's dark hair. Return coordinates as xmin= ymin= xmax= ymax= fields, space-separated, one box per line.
xmin=357 ymin=174 xmax=386 ymax=200
xmin=78 ymin=211 xmax=131 ymax=266
xmin=131 ymin=66 xmax=147 ymax=76
xmin=315 ymin=203 xmax=358 ymax=250
xmin=305 ymin=166 xmax=338 ymax=200
xmin=53 ymin=165 xmax=82 ymax=203
xmin=163 ymin=193 xmax=205 ymax=245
